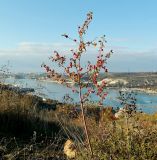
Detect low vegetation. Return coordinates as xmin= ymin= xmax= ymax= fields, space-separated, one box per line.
xmin=0 ymin=86 xmax=157 ymax=159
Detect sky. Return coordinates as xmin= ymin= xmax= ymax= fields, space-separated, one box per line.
xmin=0 ymin=0 xmax=157 ymax=73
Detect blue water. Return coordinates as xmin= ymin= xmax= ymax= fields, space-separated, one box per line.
xmin=4 ymin=78 xmax=157 ymax=114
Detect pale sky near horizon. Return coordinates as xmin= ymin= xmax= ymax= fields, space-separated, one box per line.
xmin=0 ymin=0 xmax=157 ymax=73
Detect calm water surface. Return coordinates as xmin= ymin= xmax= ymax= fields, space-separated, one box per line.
xmin=4 ymin=78 xmax=157 ymax=114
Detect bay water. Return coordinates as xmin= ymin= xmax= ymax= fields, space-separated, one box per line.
xmin=4 ymin=78 xmax=157 ymax=114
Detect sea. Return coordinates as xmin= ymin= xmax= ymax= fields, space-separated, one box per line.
xmin=3 ymin=77 xmax=157 ymax=114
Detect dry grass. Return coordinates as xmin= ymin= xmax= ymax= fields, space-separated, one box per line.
xmin=75 ymin=112 xmax=157 ymax=160
xmin=0 ymin=86 xmax=157 ymax=159
xmin=0 ymin=88 xmax=72 ymax=159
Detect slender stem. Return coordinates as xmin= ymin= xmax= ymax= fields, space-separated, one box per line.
xmin=79 ymin=86 xmax=93 ymax=156
xmin=77 ymin=54 xmax=93 ymax=157
xmin=126 ymin=114 xmax=130 ymax=159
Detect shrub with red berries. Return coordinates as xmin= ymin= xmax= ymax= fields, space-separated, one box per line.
xmin=42 ymin=12 xmax=113 ymax=155
xmin=42 ymin=11 xmax=112 ymax=106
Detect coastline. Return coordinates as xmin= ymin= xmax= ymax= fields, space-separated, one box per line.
xmin=131 ymin=88 xmax=157 ymax=94
xmin=38 ymin=79 xmax=157 ymax=94
xmin=38 ymin=79 xmax=75 ymax=85
xmin=108 ymin=86 xmax=157 ymax=94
